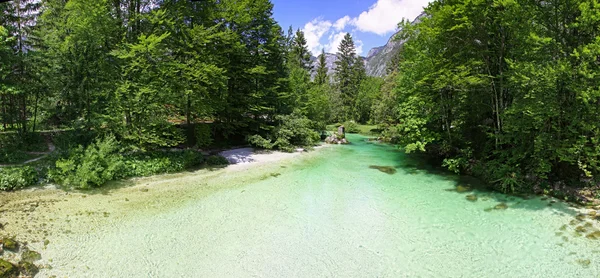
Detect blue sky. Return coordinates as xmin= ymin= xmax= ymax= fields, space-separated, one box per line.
xmin=271 ymin=0 xmax=432 ymax=56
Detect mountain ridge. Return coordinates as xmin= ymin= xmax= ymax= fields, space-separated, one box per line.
xmin=311 ymin=12 xmax=425 ymax=78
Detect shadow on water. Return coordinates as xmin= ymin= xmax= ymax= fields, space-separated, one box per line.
xmin=352 ymin=134 xmax=582 ymax=217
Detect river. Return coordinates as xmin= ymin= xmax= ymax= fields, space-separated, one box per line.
xmin=1 ymin=134 xmax=599 ymax=277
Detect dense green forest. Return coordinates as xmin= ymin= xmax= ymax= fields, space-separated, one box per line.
xmin=0 ymin=0 xmax=377 ymax=190
xmin=382 ymin=0 xmax=600 ymax=197
xmin=1 ymin=0 xmax=600 ymax=200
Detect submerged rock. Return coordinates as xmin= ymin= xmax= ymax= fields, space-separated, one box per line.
xmin=466 ymin=194 xmax=478 ymax=202
xmin=1 ymin=238 xmax=18 ymax=252
xmin=494 ymin=203 xmax=508 ymax=210
xmin=18 ymin=261 xmax=39 ymax=277
xmin=456 ymin=185 xmax=472 ymax=193
xmin=576 ymin=214 xmax=586 ymax=221
xmin=575 ymin=226 xmax=587 ymax=233
xmin=368 ymin=165 xmax=397 ymax=175
xmin=21 ymin=250 xmax=41 ymax=263
xmin=589 ymin=211 xmax=597 ymax=217
xmin=576 ymin=259 xmax=591 ymax=267
xmin=0 ymin=259 xmax=17 ymax=277
xmin=586 ymin=231 xmax=600 ymax=240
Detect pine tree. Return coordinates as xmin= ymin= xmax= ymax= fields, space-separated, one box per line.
xmin=334 ymin=33 xmax=358 ymax=121
xmin=315 ymin=49 xmax=328 ymax=85
xmin=291 ymin=29 xmax=312 ymax=72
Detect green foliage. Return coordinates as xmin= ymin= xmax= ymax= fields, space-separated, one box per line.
xmin=122 ymin=150 xmax=204 ymax=177
xmin=379 ymin=0 xmax=600 ymax=194
xmin=194 ymin=124 xmax=214 ymax=148
xmin=248 ymin=111 xmax=320 ymax=152
xmin=205 ymin=155 xmax=229 ymax=166
xmin=342 ymin=121 xmax=360 ymax=133
xmin=49 ymin=135 xmax=125 ymax=189
xmin=248 ymin=135 xmax=275 ymax=150
xmin=0 ymin=166 xmax=38 ymax=191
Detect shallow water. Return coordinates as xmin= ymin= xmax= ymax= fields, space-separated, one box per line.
xmin=3 ymin=134 xmax=600 ymax=277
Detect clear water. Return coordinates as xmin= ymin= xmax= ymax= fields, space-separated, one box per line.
xmin=12 ymin=134 xmax=600 ymax=277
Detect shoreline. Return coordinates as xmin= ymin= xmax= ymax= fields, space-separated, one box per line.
xmin=0 ymin=143 xmax=330 ymax=241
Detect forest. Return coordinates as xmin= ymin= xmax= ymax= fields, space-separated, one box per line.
xmin=0 ymin=0 xmax=378 ymax=190
xmin=0 ymin=0 xmax=600 ymax=200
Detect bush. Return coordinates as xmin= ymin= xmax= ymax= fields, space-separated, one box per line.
xmin=0 ymin=166 xmax=38 ymax=191
xmin=49 ymin=135 xmax=126 ymax=189
xmin=122 ymin=150 xmax=204 ymax=176
xmin=194 ymin=124 xmax=213 ymax=148
xmin=342 ymin=121 xmax=360 ymax=133
xmin=206 ymin=155 xmax=229 ymax=166
xmin=248 ymin=135 xmax=274 ymax=149
xmin=248 ymin=111 xmax=320 ymax=152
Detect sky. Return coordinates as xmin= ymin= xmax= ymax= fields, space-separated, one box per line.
xmin=271 ymin=0 xmax=433 ymax=57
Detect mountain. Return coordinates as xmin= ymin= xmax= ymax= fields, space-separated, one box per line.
xmin=311 ymin=13 xmax=425 ymax=78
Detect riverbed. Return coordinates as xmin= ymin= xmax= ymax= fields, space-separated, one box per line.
xmin=1 ymin=134 xmax=599 ymax=277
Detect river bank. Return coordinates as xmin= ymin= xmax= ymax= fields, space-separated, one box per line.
xmin=0 ymin=145 xmax=328 ymax=276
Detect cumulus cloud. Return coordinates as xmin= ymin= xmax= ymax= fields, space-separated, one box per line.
xmin=333 ymin=16 xmax=352 ymax=31
xmin=302 ymin=18 xmax=333 ymax=55
xmin=324 ymin=32 xmax=364 ymax=56
xmin=302 ymin=0 xmax=429 ymax=55
xmin=326 ymin=32 xmax=347 ymax=53
xmin=352 ymin=0 xmax=431 ymax=35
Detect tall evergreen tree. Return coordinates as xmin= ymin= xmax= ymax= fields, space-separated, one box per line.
xmin=291 ymin=29 xmax=312 ymax=71
xmin=315 ymin=48 xmax=328 ymax=85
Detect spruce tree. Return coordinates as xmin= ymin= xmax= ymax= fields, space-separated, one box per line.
xmin=315 ymin=49 xmax=328 ymax=85
xmin=291 ymin=29 xmax=312 ymax=72
xmin=334 ymin=33 xmax=358 ymax=121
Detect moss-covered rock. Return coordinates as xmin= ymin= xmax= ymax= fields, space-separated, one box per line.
xmin=1 ymin=238 xmax=18 ymax=252
xmin=18 ymin=261 xmax=38 ymax=277
xmin=21 ymin=250 xmax=41 ymax=262
xmin=466 ymin=194 xmax=478 ymax=202
xmin=0 ymin=259 xmax=17 ymax=278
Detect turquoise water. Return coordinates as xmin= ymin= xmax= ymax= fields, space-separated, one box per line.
xmin=34 ymin=134 xmax=600 ymax=277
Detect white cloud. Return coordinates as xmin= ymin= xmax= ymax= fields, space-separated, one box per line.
xmin=324 ymin=32 xmax=364 ymax=56
xmin=301 ymin=0 xmax=430 ymax=56
xmin=326 ymin=32 xmax=347 ymax=54
xmin=302 ymin=18 xmax=332 ymax=55
xmin=333 ymin=16 xmax=352 ymax=31
xmin=352 ymin=0 xmax=431 ymax=35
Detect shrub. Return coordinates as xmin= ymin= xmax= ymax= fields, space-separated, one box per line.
xmin=249 ymin=112 xmax=320 ymax=152
xmin=122 ymin=150 xmax=204 ymax=177
xmin=0 ymin=166 xmax=38 ymax=191
xmin=194 ymin=124 xmax=213 ymax=148
xmin=248 ymin=135 xmax=275 ymax=149
xmin=342 ymin=121 xmax=360 ymax=133
xmin=49 ymin=135 xmax=125 ymax=189
xmin=206 ymin=155 xmax=229 ymax=166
